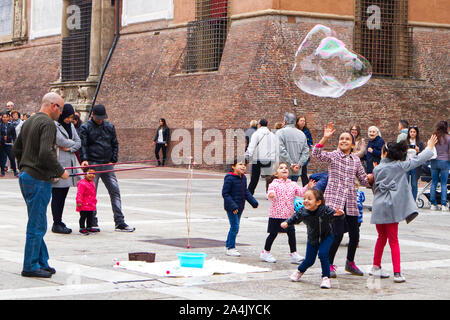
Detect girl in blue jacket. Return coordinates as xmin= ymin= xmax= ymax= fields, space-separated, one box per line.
xmin=222 ymin=160 xmax=258 ymax=257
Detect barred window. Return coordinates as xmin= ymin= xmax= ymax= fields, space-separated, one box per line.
xmin=354 ymin=0 xmax=412 ymax=78
xmin=61 ymin=0 xmax=92 ymax=82
xmin=185 ymin=0 xmax=230 ymax=73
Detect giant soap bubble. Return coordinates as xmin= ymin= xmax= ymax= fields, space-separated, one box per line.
xmin=292 ymin=25 xmax=372 ymax=98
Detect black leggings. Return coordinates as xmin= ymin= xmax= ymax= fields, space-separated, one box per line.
xmin=264 ymin=229 xmax=297 ymax=253
xmin=79 ymin=211 xmax=95 ymax=229
xmin=51 ymin=187 xmax=70 ymax=225
xmin=155 ymin=143 xmax=167 ymax=165
xmin=328 ymin=214 xmax=360 ymax=264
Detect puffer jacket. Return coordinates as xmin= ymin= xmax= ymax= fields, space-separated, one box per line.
xmin=222 ymin=172 xmax=258 ymax=213
xmin=79 ymin=119 xmax=119 ymax=163
xmin=284 ymin=205 xmax=340 ymax=246
xmin=76 ymin=178 xmax=97 ymax=212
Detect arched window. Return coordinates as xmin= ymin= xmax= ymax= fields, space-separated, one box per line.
xmin=354 ymin=0 xmax=412 ymax=78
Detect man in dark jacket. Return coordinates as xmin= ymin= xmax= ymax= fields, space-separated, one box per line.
xmin=79 ymin=104 xmax=135 ymax=232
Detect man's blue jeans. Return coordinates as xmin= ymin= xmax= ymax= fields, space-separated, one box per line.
xmin=298 ymin=234 xmax=334 ymax=278
xmin=225 ymin=211 xmax=242 ymax=249
xmin=430 ymin=160 xmax=449 ymax=206
xmin=18 ymin=172 xmax=52 ymax=272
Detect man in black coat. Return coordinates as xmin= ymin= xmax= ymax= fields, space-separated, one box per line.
xmin=79 ymin=104 xmax=135 ymax=232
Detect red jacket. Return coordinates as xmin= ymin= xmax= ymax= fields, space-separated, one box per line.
xmin=76 ymin=178 xmax=97 ymax=212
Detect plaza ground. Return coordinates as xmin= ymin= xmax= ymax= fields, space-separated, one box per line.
xmin=0 ymin=165 xmax=449 ymax=301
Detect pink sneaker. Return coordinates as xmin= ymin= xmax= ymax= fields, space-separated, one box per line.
xmin=330 ymin=265 xmax=337 ymax=278
xmin=290 ymin=270 xmax=303 ymax=282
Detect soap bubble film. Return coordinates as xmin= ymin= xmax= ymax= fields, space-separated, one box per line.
xmin=292 ymin=24 xmax=372 ymax=98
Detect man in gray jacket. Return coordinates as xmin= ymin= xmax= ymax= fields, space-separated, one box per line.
xmin=276 ymin=112 xmax=310 ymax=183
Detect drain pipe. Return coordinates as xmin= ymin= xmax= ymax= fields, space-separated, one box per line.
xmin=89 ymin=0 xmax=121 ymax=117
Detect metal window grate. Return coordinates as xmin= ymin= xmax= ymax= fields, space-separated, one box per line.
xmin=185 ymin=0 xmax=230 ymax=73
xmin=61 ymin=0 xmax=92 ymax=82
xmin=354 ymin=0 xmax=412 ymax=78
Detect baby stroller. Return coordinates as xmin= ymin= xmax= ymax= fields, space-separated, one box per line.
xmin=416 ymin=163 xmax=450 ymax=209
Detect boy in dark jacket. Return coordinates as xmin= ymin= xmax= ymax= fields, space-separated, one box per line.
xmin=222 ymin=160 xmax=258 ymax=257
xmin=282 ymin=189 xmax=343 ymax=289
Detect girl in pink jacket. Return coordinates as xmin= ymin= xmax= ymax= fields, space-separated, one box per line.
xmin=76 ymin=168 xmax=97 ymax=235
xmin=260 ymin=163 xmax=316 ymax=264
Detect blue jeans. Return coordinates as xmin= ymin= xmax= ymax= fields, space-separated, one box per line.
xmin=298 ymin=234 xmax=334 ymax=278
xmin=406 ymin=169 xmax=418 ymax=200
xmin=225 ymin=211 xmax=242 ymax=249
xmin=18 ymin=172 xmax=52 ymax=272
xmin=430 ymin=160 xmax=449 ymax=206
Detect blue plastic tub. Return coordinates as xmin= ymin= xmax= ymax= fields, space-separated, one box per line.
xmin=176 ymin=252 xmax=208 ymax=268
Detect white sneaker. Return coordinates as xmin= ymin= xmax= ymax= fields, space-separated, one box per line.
xmin=441 ymin=206 xmax=449 ymax=212
xmin=290 ymin=252 xmax=304 ymax=264
xmin=320 ymin=277 xmax=331 ymax=289
xmin=393 ymin=272 xmax=406 ymax=283
xmin=226 ymin=248 xmax=241 ymax=257
xmin=369 ymin=266 xmax=390 ymax=278
xmin=260 ymin=250 xmax=277 ymax=263
xmin=430 ymin=205 xmax=440 ymax=211
xmin=290 ymin=270 xmax=303 ymax=282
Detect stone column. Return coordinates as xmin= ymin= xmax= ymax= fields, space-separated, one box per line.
xmin=88 ymin=0 xmax=102 ymax=81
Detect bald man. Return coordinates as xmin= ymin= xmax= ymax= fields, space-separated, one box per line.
xmin=5 ymin=101 xmax=14 ymax=115
xmin=14 ymin=92 xmax=69 ymax=278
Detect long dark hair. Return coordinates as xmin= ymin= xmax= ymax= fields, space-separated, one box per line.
xmin=434 ymin=121 xmax=448 ymax=145
xmin=407 ymin=126 xmax=421 ymax=145
xmin=295 ymin=115 xmax=309 ymax=131
xmin=158 ymin=118 xmax=167 ymax=129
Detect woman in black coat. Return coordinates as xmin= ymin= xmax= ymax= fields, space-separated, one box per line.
xmin=153 ymin=118 xmax=170 ymax=166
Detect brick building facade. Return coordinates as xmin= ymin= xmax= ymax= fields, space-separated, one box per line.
xmin=0 ymin=0 xmax=448 ymax=172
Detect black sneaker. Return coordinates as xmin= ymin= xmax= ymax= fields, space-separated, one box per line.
xmin=42 ymin=266 xmax=56 ymax=274
xmin=79 ymin=228 xmax=89 ymax=235
xmin=115 ymin=223 xmax=135 ymax=232
xmin=52 ymin=223 xmax=72 ymax=234
xmin=21 ymin=269 xmax=52 ymax=278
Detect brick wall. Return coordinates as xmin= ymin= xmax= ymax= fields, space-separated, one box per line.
xmin=1 ymin=15 xmax=448 ymax=175
xmin=98 ymin=16 xmax=448 ymax=173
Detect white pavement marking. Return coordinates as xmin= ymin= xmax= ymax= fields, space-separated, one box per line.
xmin=0 ymin=249 xmax=153 ymax=284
